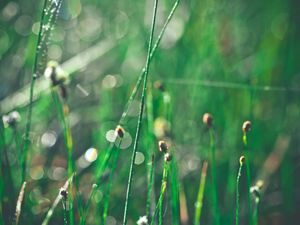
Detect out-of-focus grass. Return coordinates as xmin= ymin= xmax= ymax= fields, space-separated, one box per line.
xmin=0 ymin=0 xmax=300 ymax=224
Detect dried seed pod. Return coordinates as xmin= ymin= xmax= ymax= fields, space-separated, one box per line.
xmin=239 ymin=155 xmax=245 ymax=166
xmin=203 ymin=113 xmax=213 ymax=127
xmin=154 ymin=80 xmax=165 ymax=92
xmin=115 ymin=125 xmax=125 ymax=138
xmin=242 ymin=121 xmax=251 ymax=133
xmin=158 ymin=140 xmax=168 ymax=153
xmin=164 ymin=152 xmax=172 ymax=162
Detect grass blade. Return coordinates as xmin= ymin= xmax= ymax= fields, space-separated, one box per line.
xmin=80 ymin=184 xmax=98 ymax=225
xmin=122 ymin=1 xmax=159 ymax=224
xmin=22 ymin=0 xmax=63 ymax=183
xmin=14 ymin=181 xmax=26 ymax=225
xmin=194 ymin=161 xmax=208 ymax=225
xmin=169 ymin=156 xmax=180 ymax=225
xmin=235 ymin=157 xmax=245 ymax=225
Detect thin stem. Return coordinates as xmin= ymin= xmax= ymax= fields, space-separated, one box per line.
xmin=159 ymin=162 xmax=169 ymax=225
xmin=122 ymin=1 xmax=159 ymax=224
xmin=194 ymin=161 xmax=208 ymax=225
xmin=253 ymin=199 xmax=260 ymax=225
xmin=51 ymin=90 xmax=74 ymax=225
xmin=169 ymin=157 xmax=180 ymax=225
xmin=235 ymin=161 xmax=244 ymax=225
xmin=243 ymin=133 xmax=252 ymax=225
xmin=119 ymin=0 xmax=180 ymax=125
xmin=80 ymin=184 xmax=98 ymax=225
xmin=94 ymin=0 xmax=180 ymax=184
xmin=14 ymin=181 xmax=26 ymax=225
xmin=150 ymin=181 xmax=167 ymax=225
xmin=62 ymin=196 xmax=69 ymax=225
xmin=209 ymin=128 xmax=220 ymax=225
xmin=102 ymin=148 xmax=120 ymax=224
xmin=22 ymin=0 xmax=48 ymax=183
xmin=146 ymin=80 xmax=155 ymax=220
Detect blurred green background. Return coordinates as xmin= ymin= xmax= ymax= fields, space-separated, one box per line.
xmin=0 ymin=0 xmax=300 ymax=224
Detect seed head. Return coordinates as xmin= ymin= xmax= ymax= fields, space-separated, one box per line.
xmin=203 ymin=113 xmax=213 ymax=127
xmin=242 ymin=120 xmax=251 ymax=133
xmin=137 ymin=215 xmax=148 ymax=225
xmin=164 ymin=153 xmax=172 ymax=162
xmin=60 ymin=188 xmax=68 ymax=199
xmin=239 ymin=155 xmax=245 ymax=166
xmin=154 ymin=80 xmax=165 ymax=92
xmin=250 ymin=185 xmax=260 ymax=201
xmin=2 ymin=111 xmax=21 ymax=128
xmin=44 ymin=61 xmax=69 ymax=86
xmin=158 ymin=140 xmax=168 ymax=153
xmin=256 ymin=180 xmax=264 ymax=190
xmin=115 ymin=125 xmax=125 ymax=138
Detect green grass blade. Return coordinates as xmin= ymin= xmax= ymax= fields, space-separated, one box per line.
xmin=51 ymin=89 xmax=74 ymax=225
xmin=209 ymin=128 xmax=220 ymax=225
xmin=194 ymin=161 xmax=208 ymax=225
xmin=22 ymin=0 xmax=63 ymax=183
xmin=169 ymin=157 xmax=180 ymax=225
xmin=121 ymin=0 xmax=159 ymax=224
xmin=235 ymin=158 xmax=244 ymax=225
xmin=80 ymin=184 xmax=98 ymax=225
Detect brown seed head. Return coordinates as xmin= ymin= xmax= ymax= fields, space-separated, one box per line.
xmin=239 ymin=155 xmax=245 ymax=166
xmin=242 ymin=120 xmax=251 ymax=133
xmin=203 ymin=113 xmax=213 ymax=127
xmin=115 ymin=125 xmax=125 ymax=138
xmin=60 ymin=188 xmax=68 ymax=199
xmin=154 ymin=80 xmax=165 ymax=92
xmin=164 ymin=153 xmax=172 ymax=162
xmin=158 ymin=140 xmax=168 ymax=153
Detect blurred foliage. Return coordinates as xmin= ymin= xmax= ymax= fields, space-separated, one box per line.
xmin=0 ymin=0 xmax=300 ymax=224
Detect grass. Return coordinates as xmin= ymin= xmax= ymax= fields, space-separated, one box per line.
xmin=194 ymin=161 xmax=208 ymax=225
xmin=1 ymin=0 xmax=299 ymax=224
xmin=122 ymin=0 xmax=159 ymax=223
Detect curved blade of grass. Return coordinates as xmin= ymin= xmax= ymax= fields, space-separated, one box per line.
xmin=79 ymin=184 xmax=98 ymax=225
xmin=0 ymin=119 xmax=15 ymax=225
xmin=149 ymin=161 xmax=169 ymax=225
xmin=119 ymin=0 xmax=180 ymax=126
xmin=122 ymin=0 xmax=159 ymax=224
xmin=51 ymin=89 xmax=74 ymax=225
xmin=22 ymin=0 xmax=63 ymax=183
xmin=102 ymin=147 xmax=120 ymax=224
xmin=95 ymin=0 xmax=180 ymax=182
xmin=194 ymin=161 xmax=208 ymax=225
xmin=235 ymin=159 xmax=244 ymax=225
xmin=14 ymin=181 xmax=26 ymax=225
